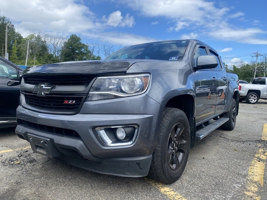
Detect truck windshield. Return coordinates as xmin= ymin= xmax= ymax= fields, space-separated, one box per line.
xmin=105 ymin=40 xmax=189 ymax=61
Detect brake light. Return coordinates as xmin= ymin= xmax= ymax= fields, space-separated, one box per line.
xmin=239 ymin=85 xmax=241 ymax=90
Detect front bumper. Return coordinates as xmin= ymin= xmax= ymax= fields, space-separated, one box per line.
xmin=16 ymin=105 xmax=155 ymax=177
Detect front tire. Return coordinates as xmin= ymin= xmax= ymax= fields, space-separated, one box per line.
xmin=221 ymin=98 xmax=237 ymax=130
xmin=246 ymin=92 xmax=259 ymax=104
xmin=148 ymin=108 xmax=190 ymax=184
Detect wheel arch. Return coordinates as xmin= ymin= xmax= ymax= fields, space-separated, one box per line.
xmin=162 ymin=93 xmax=196 ymax=147
xmin=247 ymin=90 xmax=261 ymax=97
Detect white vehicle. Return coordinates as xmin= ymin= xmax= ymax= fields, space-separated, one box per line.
xmin=239 ymin=77 xmax=267 ymax=104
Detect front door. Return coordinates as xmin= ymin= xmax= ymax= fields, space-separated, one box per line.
xmin=0 ymin=59 xmax=20 ymax=120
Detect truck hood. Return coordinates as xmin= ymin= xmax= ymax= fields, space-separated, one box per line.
xmin=23 ymin=60 xmax=139 ymax=76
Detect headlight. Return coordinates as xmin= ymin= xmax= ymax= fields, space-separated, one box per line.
xmin=88 ymin=74 xmax=150 ymax=101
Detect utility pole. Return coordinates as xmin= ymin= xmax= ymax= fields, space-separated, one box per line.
xmin=4 ymin=24 xmax=14 ymax=60
xmin=25 ymin=40 xmax=30 ymax=66
xmin=252 ymin=52 xmax=262 ymax=79
xmin=5 ymin=25 xmax=8 ymax=59
xmin=264 ymin=56 xmax=267 ymax=77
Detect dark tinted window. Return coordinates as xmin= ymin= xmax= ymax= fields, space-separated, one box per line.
xmin=252 ymin=78 xmax=266 ymax=85
xmin=194 ymin=46 xmax=208 ymax=66
xmin=0 ymin=60 xmax=17 ymax=78
xmin=106 ymin=40 xmax=189 ymax=61
xmin=209 ymin=50 xmax=222 ymax=70
xmin=194 ymin=47 xmax=207 ymax=58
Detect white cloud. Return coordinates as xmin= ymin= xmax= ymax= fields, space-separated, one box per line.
xmin=121 ymin=0 xmax=227 ymax=23
xmin=180 ymin=33 xmax=198 ymax=39
xmin=0 ymin=0 xmax=97 ymax=35
xmin=220 ymin=48 xmax=233 ymax=53
xmin=225 ymin=57 xmax=248 ymax=68
xmin=229 ymin=12 xmax=244 ymax=19
xmin=117 ymin=0 xmax=267 ymax=45
xmin=211 ymin=27 xmax=267 ymax=44
xmin=119 ymin=0 xmax=228 ymax=30
xmin=84 ymin=32 xmax=155 ymax=46
xmin=106 ymin=11 xmax=134 ymax=27
xmin=173 ymin=21 xmax=189 ymax=31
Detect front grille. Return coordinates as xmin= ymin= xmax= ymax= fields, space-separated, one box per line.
xmin=17 ymin=119 xmax=80 ymax=139
xmin=24 ymin=94 xmax=83 ymax=111
xmin=24 ymin=75 xmax=93 ymax=85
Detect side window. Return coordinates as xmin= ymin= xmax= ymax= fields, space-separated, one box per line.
xmin=0 ymin=60 xmax=17 ymax=78
xmin=194 ymin=46 xmax=208 ymax=66
xmin=209 ymin=50 xmax=222 ymax=70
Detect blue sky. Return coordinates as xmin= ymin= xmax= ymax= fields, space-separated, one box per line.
xmin=1 ymin=0 xmax=267 ymax=67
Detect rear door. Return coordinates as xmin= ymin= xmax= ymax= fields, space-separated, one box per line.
xmin=208 ymin=50 xmax=228 ymax=115
xmin=0 ymin=59 xmax=20 ymax=120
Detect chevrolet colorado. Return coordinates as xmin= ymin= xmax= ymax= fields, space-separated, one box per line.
xmin=15 ymin=40 xmax=239 ymax=184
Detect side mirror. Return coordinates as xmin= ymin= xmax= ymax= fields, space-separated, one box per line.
xmin=195 ymin=55 xmax=218 ymax=69
xmin=7 ymin=80 xmax=20 ymax=86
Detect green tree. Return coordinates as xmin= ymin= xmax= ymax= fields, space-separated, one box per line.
xmin=237 ymin=64 xmax=255 ymax=82
xmin=22 ymin=34 xmax=52 ymax=66
xmin=0 ymin=16 xmax=22 ymax=60
xmin=10 ymin=40 xmax=18 ymax=63
xmin=61 ymin=34 xmax=100 ymax=61
xmin=1 ymin=16 xmax=103 ymax=65
xmin=232 ymin=65 xmax=240 ymax=75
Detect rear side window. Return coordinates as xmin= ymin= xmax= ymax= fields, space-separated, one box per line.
xmin=209 ymin=50 xmax=222 ymax=70
xmin=194 ymin=47 xmax=207 ymax=59
xmin=194 ymin=46 xmax=208 ymax=66
xmin=252 ymin=78 xmax=266 ymax=85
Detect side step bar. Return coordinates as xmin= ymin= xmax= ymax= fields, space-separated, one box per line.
xmin=196 ymin=117 xmax=229 ymax=140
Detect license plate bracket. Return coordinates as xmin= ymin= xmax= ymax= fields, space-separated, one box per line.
xmin=28 ymin=134 xmax=59 ymax=158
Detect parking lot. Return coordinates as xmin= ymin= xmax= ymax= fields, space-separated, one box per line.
xmin=0 ymin=101 xmax=267 ymax=200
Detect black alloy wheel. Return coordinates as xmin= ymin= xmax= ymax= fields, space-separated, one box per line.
xmin=168 ymin=122 xmax=187 ymax=171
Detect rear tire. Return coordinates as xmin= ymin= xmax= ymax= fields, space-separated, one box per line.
xmin=148 ymin=108 xmax=190 ymax=184
xmin=246 ymin=92 xmax=259 ymax=104
xmin=221 ymin=99 xmax=237 ymax=130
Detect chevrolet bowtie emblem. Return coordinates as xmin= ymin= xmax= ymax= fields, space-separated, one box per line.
xmin=33 ymin=83 xmax=55 ymax=96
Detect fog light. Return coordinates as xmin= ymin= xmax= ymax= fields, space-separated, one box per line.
xmin=95 ymin=125 xmax=138 ymax=147
xmin=116 ymin=128 xmax=126 ymax=140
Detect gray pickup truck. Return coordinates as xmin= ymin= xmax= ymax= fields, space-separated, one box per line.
xmin=239 ymin=77 xmax=267 ymax=103
xmin=15 ymin=39 xmax=239 ymax=184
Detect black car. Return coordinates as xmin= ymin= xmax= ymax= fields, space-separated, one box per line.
xmin=0 ymin=56 xmax=22 ymax=128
